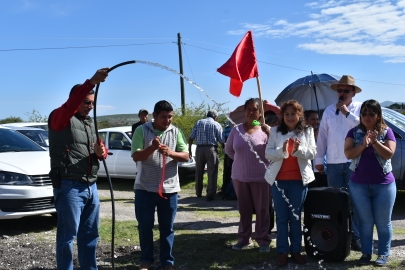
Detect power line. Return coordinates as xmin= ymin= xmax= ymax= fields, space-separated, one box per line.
xmin=1 ymin=38 xmax=404 ymax=87
xmin=0 ymin=42 xmax=172 ymax=52
xmin=183 ymin=42 xmax=405 ymax=87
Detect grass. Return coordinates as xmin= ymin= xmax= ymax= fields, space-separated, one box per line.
xmin=3 ymin=165 xmax=405 ymax=269
xmin=94 ymin=174 xmax=405 ymax=269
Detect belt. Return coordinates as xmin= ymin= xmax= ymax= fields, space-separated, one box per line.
xmin=197 ymin=145 xmax=215 ymax=147
xmin=62 ymin=178 xmax=94 ymax=184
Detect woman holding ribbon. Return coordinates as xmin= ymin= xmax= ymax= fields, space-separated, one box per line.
xmin=265 ymin=100 xmax=316 ymax=267
xmin=225 ymin=98 xmax=271 ymax=252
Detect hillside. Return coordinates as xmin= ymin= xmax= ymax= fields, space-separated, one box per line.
xmin=381 ymin=101 xmax=405 ymax=107
xmin=96 ymin=113 xmax=139 ymax=126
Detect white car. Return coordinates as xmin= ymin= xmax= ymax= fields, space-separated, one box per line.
xmin=3 ymin=126 xmax=49 ymax=149
xmin=98 ymin=126 xmax=196 ymax=181
xmin=0 ymin=126 xmax=55 ymax=219
xmin=2 ymin=122 xmax=48 ymax=131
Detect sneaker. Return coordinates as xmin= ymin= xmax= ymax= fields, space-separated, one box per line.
xmin=375 ymin=255 xmax=389 ymax=266
xmin=232 ymin=241 xmax=254 ymax=250
xmin=139 ymin=262 xmax=152 ymax=270
xmin=358 ymin=254 xmax=372 ymax=265
xmin=351 ymin=238 xmax=362 ymax=251
xmin=259 ymin=245 xmax=270 ymax=252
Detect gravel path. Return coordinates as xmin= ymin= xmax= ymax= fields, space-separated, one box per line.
xmin=1 ymin=187 xmax=404 ymax=269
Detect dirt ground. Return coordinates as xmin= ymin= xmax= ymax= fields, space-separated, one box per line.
xmin=1 ymin=188 xmax=405 ymax=269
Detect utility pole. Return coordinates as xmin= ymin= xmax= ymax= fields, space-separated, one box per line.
xmin=177 ymin=33 xmax=186 ymax=115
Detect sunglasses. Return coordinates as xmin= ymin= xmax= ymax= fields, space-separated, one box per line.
xmin=336 ymin=89 xmax=353 ymax=94
xmin=84 ymin=100 xmax=94 ymax=106
xmin=361 ymin=112 xmax=377 ymax=117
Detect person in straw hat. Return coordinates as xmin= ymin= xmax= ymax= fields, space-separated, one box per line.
xmin=314 ymin=75 xmax=363 ymax=251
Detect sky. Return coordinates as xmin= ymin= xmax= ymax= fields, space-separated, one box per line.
xmin=1 ymin=0 xmax=405 ymax=121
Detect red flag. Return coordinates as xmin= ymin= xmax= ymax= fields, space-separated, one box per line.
xmin=217 ymin=30 xmax=258 ymax=97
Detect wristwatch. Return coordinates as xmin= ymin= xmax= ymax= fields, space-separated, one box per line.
xmin=345 ymin=112 xmax=350 ymax=118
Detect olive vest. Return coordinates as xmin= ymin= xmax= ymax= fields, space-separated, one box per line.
xmin=48 ymin=112 xmax=99 ymax=183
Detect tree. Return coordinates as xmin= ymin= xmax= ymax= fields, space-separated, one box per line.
xmin=97 ymin=120 xmax=111 ymax=129
xmin=171 ymin=102 xmax=229 ymax=158
xmin=25 ymin=109 xmax=48 ymax=122
xmin=388 ymin=103 xmax=401 ymax=110
xmin=0 ymin=116 xmax=23 ymax=124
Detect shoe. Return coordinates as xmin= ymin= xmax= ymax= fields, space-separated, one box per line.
xmin=196 ymin=194 xmax=202 ymax=198
xmin=358 ymin=254 xmax=372 ymax=265
xmin=217 ymin=191 xmax=225 ymax=196
xmin=351 ymin=238 xmax=362 ymax=251
xmin=291 ymin=252 xmax=306 ymax=264
xmin=206 ymin=196 xmax=214 ymax=202
xmin=278 ymin=253 xmax=288 ymax=267
xmin=163 ymin=264 xmax=176 ymax=270
xmin=232 ymin=241 xmax=254 ymax=250
xmin=375 ymin=255 xmax=389 ymax=266
xmin=139 ymin=262 xmax=152 ymax=270
xmin=259 ymin=245 xmax=270 ymax=252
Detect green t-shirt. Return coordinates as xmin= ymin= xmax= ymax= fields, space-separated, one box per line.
xmin=131 ymin=124 xmax=188 ymax=155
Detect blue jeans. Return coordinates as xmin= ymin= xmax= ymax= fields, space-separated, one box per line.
xmin=327 ymin=163 xmax=360 ymax=239
xmin=272 ymin=180 xmax=307 ymax=254
xmin=349 ymin=181 xmax=396 ymax=256
xmin=54 ymin=179 xmax=100 ymax=270
xmin=135 ymin=189 xmax=178 ymax=267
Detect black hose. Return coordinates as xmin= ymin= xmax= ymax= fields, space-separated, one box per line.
xmin=93 ymin=60 xmax=136 ymax=269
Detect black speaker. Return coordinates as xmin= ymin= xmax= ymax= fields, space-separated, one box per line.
xmin=304 ymin=187 xmax=352 ymax=262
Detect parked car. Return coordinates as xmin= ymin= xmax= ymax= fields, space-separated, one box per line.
xmin=382 ymin=108 xmax=405 ymax=189
xmin=2 ymin=122 xmax=48 ymax=131
xmin=98 ymin=126 xmax=197 ymax=181
xmin=0 ymin=126 xmax=55 ymax=219
xmin=3 ymin=126 xmax=49 ymax=149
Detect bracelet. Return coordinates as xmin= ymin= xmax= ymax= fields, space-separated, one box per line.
xmin=361 ymin=144 xmax=367 ymax=148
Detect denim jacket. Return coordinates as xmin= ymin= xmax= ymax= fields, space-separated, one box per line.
xmin=349 ymin=126 xmax=392 ymax=174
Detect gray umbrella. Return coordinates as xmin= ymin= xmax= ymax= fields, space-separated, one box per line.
xmin=275 ymin=73 xmax=341 ymax=114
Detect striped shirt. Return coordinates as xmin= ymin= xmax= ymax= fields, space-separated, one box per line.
xmin=189 ymin=117 xmax=224 ymax=146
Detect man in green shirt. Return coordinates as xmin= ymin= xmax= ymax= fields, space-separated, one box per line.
xmin=131 ymin=100 xmax=188 ymax=270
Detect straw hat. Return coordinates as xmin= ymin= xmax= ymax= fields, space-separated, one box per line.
xmin=330 ymin=75 xmax=362 ymax=93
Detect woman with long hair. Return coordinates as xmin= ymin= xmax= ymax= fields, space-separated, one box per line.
xmin=225 ymin=98 xmax=272 ymax=252
xmin=265 ymin=100 xmax=316 ymax=267
xmin=344 ymin=99 xmax=396 ymax=266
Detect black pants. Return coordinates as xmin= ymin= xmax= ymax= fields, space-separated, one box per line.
xmin=221 ymin=154 xmax=233 ymax=193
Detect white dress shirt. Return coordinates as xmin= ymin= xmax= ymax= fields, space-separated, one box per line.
xmin=314 ymin=101 xmax=362 ymax=165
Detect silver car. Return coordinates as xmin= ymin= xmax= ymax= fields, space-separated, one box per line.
xmin=382 ymin=108 xmax=405 ymax=189
xmin=3 ymin=126 xmax=49 ymax=149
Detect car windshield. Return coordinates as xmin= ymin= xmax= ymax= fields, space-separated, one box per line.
xmin=382 ymin=108 xmax=405 ymax=133
xmin=16 ymin=130 xmax=49 ymax=147
xmin=125 ymin=131 xmax=132 ymax=139
xmin=0 ymin=129 xmax=45 ymax=152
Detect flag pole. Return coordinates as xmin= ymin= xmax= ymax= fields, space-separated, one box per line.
xmin=256 ymin=76 xmax=265 ymax=124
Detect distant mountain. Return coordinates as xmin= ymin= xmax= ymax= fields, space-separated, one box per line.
xmin=96 ymin=113 xmax=138 ymax=126
xmin=96 ymin=113 xmax=153 ymax=126
xmin=381 ymin=101 xmax=405 ymax=107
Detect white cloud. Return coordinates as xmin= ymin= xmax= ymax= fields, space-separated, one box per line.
xmin=230 ymin=0 xmax=405 ymax=63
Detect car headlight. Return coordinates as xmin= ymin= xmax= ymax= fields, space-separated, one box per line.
xmin=0 ymin=171 xmax=34 ymax=185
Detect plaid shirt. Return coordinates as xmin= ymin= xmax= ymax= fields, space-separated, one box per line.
xmin=190 ymin=117 xmax=224 ymax=146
